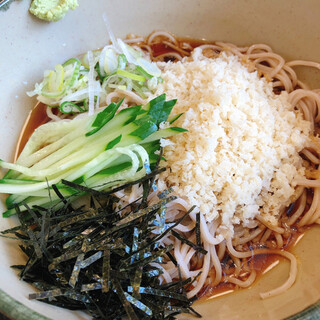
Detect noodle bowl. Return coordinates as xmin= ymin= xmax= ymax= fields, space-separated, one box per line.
xmin=15 ymin=30 xmax=320 ymax=302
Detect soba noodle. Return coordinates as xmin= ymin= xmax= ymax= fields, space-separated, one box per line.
xmin=45 ymin=30 xmax=320 ymax=300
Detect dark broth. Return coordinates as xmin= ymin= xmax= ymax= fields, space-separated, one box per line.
xmin=198 ymin=228 xmax=305 ymax=300
xmin=14 ymin=102 xmax=49 ymax=162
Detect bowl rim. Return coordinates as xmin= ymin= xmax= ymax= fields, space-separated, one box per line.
xmin=0 ymin=287 xmax=319 ymax=320
xmin=0 ymin=288 xmax=49 ymax=320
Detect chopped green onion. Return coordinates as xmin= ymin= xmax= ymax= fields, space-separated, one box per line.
xmin=108 ymin=84 xmax=127 ymax=90
xmin=135 ymin=66 xmax=153 ymax=79
xmin=117 ymin=54 xmax=127 ymax=70
xmin=48 ymin=65 xmax=64 ymax=92
xmin=131 ymin=83 xmax=147 ymax=99
xmin=60 ymin=101 xmax=85 ymax=114
xmin=62 ymin=58 xmax=81 ymax=68
xmin=95 ymin=63 xmax=105 ymax=81
xmin=103 ymin=48 xmax=118 ymax=75
xmin=136 ymin=57 xmax=161 ymax=78
xmin=117 ymin=69 xmax=146 ymax=82
xmin=27 ymin=39 xmax=162 ymax=111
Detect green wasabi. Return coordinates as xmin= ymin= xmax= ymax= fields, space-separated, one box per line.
xmin=29 ymin=0 xmax=78 ymax=22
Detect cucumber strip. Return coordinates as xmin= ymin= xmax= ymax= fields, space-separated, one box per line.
xmin=0 ymin=178 xmax=62 ymax=194
xmin=63 ymin=150 xmax=120 ymax=182
xmin=5 ymin=186 xmax=76 ymax=208
xmin=17 ymin=117 xmax=88 ymax=165
xmin=24 ymin=114 xmax=138 ymax=172
xmin=0 ymin=178 xmax=41 ymax=184
xmin=28 ymin=122 xmax=140 ymax=175
xmin=3 ymin=197 xmax=63 ymax=218
xmin=138 ymin=127 xmax=187 ymax=144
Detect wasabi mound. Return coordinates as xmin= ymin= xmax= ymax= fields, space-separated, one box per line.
xmin=29 ymin=0 xmax=79 ymax=22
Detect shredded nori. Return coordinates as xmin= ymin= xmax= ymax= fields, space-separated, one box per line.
xmin=171 ymin=230 xmax=207 ymax=255
xmin=1 ymin=169 xmax=203 ymax=319
xmin=196 ymin=212 xmax=201 ymax=249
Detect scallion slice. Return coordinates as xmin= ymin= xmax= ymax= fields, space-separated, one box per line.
xmin=117 ymin=54 xmax=127 ymax=70
xmin=117 ymin=69 xmax=146 ymax=82
xmin=60 ymin=101 xmax=86 ymax=114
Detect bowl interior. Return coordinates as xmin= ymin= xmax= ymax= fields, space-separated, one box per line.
xmin=1 ymin=1 xmax=320 ymax=319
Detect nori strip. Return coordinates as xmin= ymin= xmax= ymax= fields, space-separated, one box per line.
xmin=85 ymin=241 xmax=126 ymax=253
xmin=15 ymin=204 xmax=43 ymax=258
xmin=124 ymin=292 xmax=153 ymax=316
xmin=127 ymin=286 xmax=189 ymax=302
xmin=185 ymin=272 xmax=202 ymax=293
xmin=113 ymin=278 xmax=139 ymax=320
xmin=157 ymin=187 xmax=173 ymax=199
xmin=61 ymin=179 xmax=112 ymax=197
xmin=69 ymin=253 xmax=85 ymax=288
xmin=81 ymin=282 xmax=102 ymax=292
xmin=132 ymin=265 xmax=143 ymax=299
xmin=32 ymin=205 xmax=51 ymax=212
xmin=159 ymin=277 xmax=192 ymax=292
xmin=29 ymin=288 xmax=63 ymax=300
xmin=156 ymin=203 xmax=167 ymax=246
xmin=10 ymin=265 xmax=25 ymax=270
xmin=21 ymin=201 xmax=40 ymax=226
xmin=148 ymin=148 xmax=163 ymax=194
xmin=144 ymin=268 xmax=163 ymax=278
xmin=130 ymin=227 xmax=140 ymax=264
xmin=51 ymin=184 xmax=72 ymax=208
xmin=188 ymin=306 xmax=202 ymax=318
xmin=196 ymin=212 xmax=201 ymax=249
xmin=166 ymin=250 xmax=178 ymax=267
xmin=163 ymin=305 xmax=201 ymax=318
xmin=102 ymin=249 xmax=110 ymax=293
xmin=26 ymin=228 xmax=42 ymax=259
xmin=121 ymin=245 xmax=173 ymax=271
xmin=80 ymin=251 xmax=103 ymax=269
xmin=0 ymin=234 xmax=31 ymax=242
xmin=39 ymin=210 xmax=52 ymax=260
xmin=115 ymin=196 xmax=177 ymax=227
xmin=63 ymin=234 xmax=84 ymax=249
xmin=48 ymin=249 xmax=83 ymax=271
xmin=64 ymin=290 xmax=91 ymax=303
xmin=177 ymin=264 xmax=184 ymax=295
xmin=171 ymin=230 xmax=207 ymax=255
xmin=0 ymin=225 xmax=22 ymax=234
xmin=59 ymin=209 xmax=99 ymax=228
